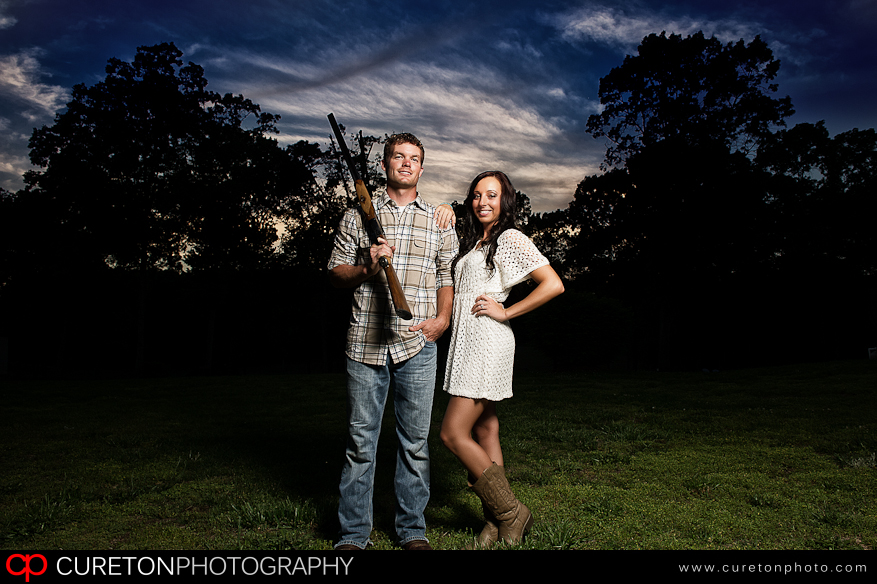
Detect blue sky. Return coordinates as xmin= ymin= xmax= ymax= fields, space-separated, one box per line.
xmin=1 ymin=0 xmax=875 ymax=211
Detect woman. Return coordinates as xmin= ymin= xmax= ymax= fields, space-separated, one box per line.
xmin=440 ymin=170 xmax=564 ymax=548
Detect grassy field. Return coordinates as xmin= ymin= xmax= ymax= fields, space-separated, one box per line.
xmin=1 ymin=360 xmax=875 ymax=551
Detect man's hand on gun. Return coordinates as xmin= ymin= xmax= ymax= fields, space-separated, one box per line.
xmin=368 ymin=237 xmax=395 ymax=277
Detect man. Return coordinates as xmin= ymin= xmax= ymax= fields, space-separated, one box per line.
xmin=327 ymin=132 xmax=458 ymax=550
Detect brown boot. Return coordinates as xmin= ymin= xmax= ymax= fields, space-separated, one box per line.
xmin=464 ymin=502 xmax=499 ymax=549
xmin=471 ymin=463 xmax=533 ymax=545
xmin=464 ymin=471 xmax=499 ymax=549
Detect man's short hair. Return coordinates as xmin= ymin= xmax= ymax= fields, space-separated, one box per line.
xmin=384 ymin=133 xmax=425 ymax=164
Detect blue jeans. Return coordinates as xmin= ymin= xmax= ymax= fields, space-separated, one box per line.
xmin=336 ymin=342 xmax=437 ymax=549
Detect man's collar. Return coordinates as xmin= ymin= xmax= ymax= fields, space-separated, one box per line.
xmin=374 ymin=190 xmax=427 ymax=210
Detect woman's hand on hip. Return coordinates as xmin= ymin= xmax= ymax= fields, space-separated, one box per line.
xmin=472 ymin=295 xmax=508 ymax=322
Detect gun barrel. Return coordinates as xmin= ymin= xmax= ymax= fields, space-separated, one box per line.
xmin=328 ymin=113 xmax=413 ymax=320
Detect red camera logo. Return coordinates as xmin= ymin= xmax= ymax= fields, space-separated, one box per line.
xmin=6 ymin=554 xmax=47 ymax=582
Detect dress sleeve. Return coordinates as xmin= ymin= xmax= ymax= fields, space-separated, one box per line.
xmin=494 ymin=229 xmax=549 ymax=290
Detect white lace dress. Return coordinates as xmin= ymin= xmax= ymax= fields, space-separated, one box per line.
xmin=443 ymin=229 xmax=549 ymax=401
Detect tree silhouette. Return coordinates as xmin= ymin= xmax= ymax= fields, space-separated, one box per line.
xmin=25 ymin=43 xmax=321 ymax=275
xmin=758 ymin=122 xmax=877 ymax=277
xmin=570 ymin=140 xmax=768 ymax=292
xmin=27 ymin=43 xmax=204 ymax=272
xmin=586 ymin=32 xmax=794 ymax=169
xmin=569 ymin=32 xmax=876 ymax=367
xmin=571 ymin=33 xmax=795 ymax=287
xmin=14 ymin=43 xmax=330 ymax=373
xmin=570 ymin=33 xmax=800 ymax=366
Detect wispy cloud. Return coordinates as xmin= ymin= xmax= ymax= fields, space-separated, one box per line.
xmin=1 ymin=0 xmax=873 ymax=205
xmin=0 ymin=49 xmax=69 ymax=121
xmin=554 ymin=3 xmax=762 ymax=49
xmin=0 ymin=152 xmax=32 ymax=191
xmin=0 ymin=0 xmax=17 ymax=29
xmin=0 ymin=117 xmax=32 ymax=191
xmin=213 ymin=46 xmax=596 ymax=211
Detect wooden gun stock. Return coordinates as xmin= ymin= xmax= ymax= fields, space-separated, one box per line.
xmin=328 ymin=113 xmax=413 ymax=320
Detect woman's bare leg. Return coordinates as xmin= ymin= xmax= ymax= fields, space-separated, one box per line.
xmin=440 ymin=396 xmax=494 ymax=478
xmin=471 ymin=401 xmax=502 ymax=469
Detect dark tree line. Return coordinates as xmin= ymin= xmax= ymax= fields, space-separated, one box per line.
xmin=13 ymin=43 xmax=340 ymax=276
xmin=1 ymin=35 xmax=874 ymax=377
xmin=526 ymin=33 xmax=875 ymax=368
xmin=0 ymin=43 xmax=364 ymax=376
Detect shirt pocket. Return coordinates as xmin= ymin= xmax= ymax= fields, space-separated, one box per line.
xmin=405 ymin=233 xmax=439 ymax=291
xmin=408 ymin=233 xmax=439 ymax=267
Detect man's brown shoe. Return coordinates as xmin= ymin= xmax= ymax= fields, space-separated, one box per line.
xmin=334 ymin=544 xmax=362 ymax=551
xmin=402 ymin=540 xmax=433 ymax=550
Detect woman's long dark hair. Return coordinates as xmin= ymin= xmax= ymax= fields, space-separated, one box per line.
xmin=452 ymin=170 xmax=518 ymax=278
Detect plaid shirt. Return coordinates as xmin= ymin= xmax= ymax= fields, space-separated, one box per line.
xmin=328 ymin=191 xmax=459 ymax=366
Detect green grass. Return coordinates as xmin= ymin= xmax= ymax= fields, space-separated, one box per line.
xmin=1 ymin=360 xmax=875 ymax=550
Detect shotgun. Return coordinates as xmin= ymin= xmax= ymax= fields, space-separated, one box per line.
xmin=328 ymin=113 xmax=413 ymax=320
